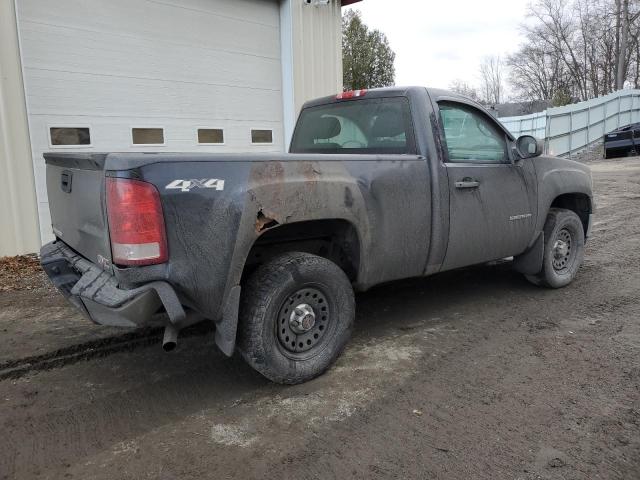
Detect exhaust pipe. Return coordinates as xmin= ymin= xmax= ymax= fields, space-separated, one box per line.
xmin=161 ymin=311 xmax=204 ymax=352
xmin=162 ymin=324 xmax=179 ymax=352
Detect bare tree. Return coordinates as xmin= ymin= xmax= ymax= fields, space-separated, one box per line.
xmin=448 ymin=79 xmax=481 ymax=102
xmin=479 ymin=56 xmax=504 ymax=104
xmin=526 ymin=0 xmax=590 ymax=99
xmin=506 ymin=30 xmax=572 ymax=103
xmin=508 ymin=0 xmax=640 ymax=102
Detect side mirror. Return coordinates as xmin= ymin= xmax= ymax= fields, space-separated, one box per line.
xmin=515 ymin=135 xmax=543 ymax=159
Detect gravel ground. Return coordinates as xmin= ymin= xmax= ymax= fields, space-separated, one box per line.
xmin=0 ymin=156 xmax=639 ymax=480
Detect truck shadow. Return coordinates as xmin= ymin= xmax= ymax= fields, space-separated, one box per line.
xmin=353 ymin=262 xmax=535 ymax=337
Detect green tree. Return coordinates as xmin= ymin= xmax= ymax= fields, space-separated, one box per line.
xmin=342 ymin=10 xmax=396 ymax=90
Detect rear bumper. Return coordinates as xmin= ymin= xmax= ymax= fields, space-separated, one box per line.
xmin=40 ymin=241 xmax=186 ymax=328
xmin=604 ymin=139 xmax=637 ymax=155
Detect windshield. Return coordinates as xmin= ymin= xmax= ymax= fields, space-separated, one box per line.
xmin=290 ymin=97 xmax=416 ymax=154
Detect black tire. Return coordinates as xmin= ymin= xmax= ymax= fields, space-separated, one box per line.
xmin=238 ymin=252 xmax=355 ymax=384
xmin=525 ymin=208 xmax=585 ymax=288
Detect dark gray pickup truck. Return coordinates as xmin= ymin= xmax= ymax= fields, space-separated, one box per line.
xmin=41 ymin=87 xmax=594 ymax=384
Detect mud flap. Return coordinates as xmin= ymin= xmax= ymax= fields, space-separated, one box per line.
xmin=215 ymin=285 xmax=241 ymax=357
xmin=513 ymin=232 xmax=544 ymax=275
xmin=586 ymin=213 xmax=594 ymax=240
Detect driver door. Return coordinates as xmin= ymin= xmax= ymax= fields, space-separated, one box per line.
xmin=438 ymin=101 xmax=537 ymax=271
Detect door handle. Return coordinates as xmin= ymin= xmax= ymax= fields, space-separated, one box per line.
xmin=455 ymin=178 xmax=479 ymax=189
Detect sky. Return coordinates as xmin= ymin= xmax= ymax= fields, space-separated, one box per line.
xmin=347 ymin=0 xmax=531 ymax=95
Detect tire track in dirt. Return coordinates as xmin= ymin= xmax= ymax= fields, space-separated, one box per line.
xmin=0 ymin=342 xmax=255 ymax=480
xmin=0 ymin=322 xmax=213 ymax=381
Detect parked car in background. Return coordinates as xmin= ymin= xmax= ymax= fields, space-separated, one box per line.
xmin=604 ymin=122 xmax=639 ymax=158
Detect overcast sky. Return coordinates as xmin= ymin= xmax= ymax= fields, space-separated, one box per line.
xmin=347 ymin=0 xmax=531 ymax=94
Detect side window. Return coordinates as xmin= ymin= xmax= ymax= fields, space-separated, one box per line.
xmin=439 ymin=102 xmax=508 ymax=163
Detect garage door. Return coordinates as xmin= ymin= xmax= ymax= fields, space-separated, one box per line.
xmin=16 ymin=0 xmax=284 ymax=244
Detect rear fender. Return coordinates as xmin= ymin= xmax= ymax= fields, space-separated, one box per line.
xmin=226 ymin=160 xmax=370 ymax=292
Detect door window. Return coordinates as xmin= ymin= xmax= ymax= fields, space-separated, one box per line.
xmin=439 ymin=102 xmax=508 ymax=163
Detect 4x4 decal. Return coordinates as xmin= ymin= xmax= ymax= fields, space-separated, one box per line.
xmin=165 ymin=179 xmax=225 ymax=192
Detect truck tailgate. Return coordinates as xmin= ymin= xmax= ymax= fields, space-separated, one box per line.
xmin=44 ymin=153 xmax=112 ymax=266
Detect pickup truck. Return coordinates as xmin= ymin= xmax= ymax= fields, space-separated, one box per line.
xmin=41 ymin=87 xmax=594 ymax=384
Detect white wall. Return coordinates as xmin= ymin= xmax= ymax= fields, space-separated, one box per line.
xmin=500 ymin=90 xmax=640 ymax=157
xmin=0 ymin=0 xmax=40 ymax=256
xmin=291 ymin=0 xmax=343 ymax=113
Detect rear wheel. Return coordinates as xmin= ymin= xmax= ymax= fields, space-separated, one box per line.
xmin=525 ymin=208 xmax=585 ymax=288
xmin=238 ymin=252 xmax=355 ymax=384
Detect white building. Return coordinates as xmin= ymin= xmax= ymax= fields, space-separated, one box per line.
xmin=0 ymin=0 xmax=361 ymax=256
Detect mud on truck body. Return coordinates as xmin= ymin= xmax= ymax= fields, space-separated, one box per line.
xmin=41 ymin=87 xmax=594 ymax=384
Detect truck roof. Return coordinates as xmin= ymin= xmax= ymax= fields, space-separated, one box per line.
xmin=302 ymin=86 xmax=479 ymax=109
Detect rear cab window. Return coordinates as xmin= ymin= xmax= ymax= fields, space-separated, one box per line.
xmin=290 ymin=97 xmax=416 ymax=154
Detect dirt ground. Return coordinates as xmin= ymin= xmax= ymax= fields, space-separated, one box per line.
xmin=1 ymin=156 xmax=639 ymax=480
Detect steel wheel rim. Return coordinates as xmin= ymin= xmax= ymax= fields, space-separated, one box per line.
xmin=552 ymin=228 xmax=575 ymax=273
xmin=276 ymin=286 xmax=331 ymax=357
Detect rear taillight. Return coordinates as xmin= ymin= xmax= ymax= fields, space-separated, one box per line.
xmin=336 ymin=89 xmax=367 ymax=100
xmin=106 ymin=177 xmax=168 ymax=266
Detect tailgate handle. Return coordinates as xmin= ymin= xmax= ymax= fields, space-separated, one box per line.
xmin=60 ymin=171 xmax=73 ymax=193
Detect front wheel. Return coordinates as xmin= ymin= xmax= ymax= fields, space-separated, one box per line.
xmin=525 ymin=208 xmax=585 ymax=288
xmin=238 ymin=252 xmax=355 ymax=384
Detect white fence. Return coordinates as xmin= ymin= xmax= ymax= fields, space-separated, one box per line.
xmin=499 ymin=89 xmax=640 ymax=157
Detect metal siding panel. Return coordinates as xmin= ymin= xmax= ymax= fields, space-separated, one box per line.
xmin=591 ymin=104 xmax=605 ymax=123
xmin=572 ymin=110 xmax=588 ymax=130
xmin=571 ymin=129 xmax=587 ymax=150
xmin=292 ymin=0 xmax=342 ymax=114
xmin=619 ymin=111 xmax=631 ymax=125
xmin=605 ymin=116 xmax=618 ymax=133
xmin=588 ymin=121 xmax=604 ymax=143
xmin=549 ymin=115 xmax=571 ymax=136
xmin=548 ymin=136 xmax=569 ymax=157
xmin=0 ymin=0 xmax=41 ymax=255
